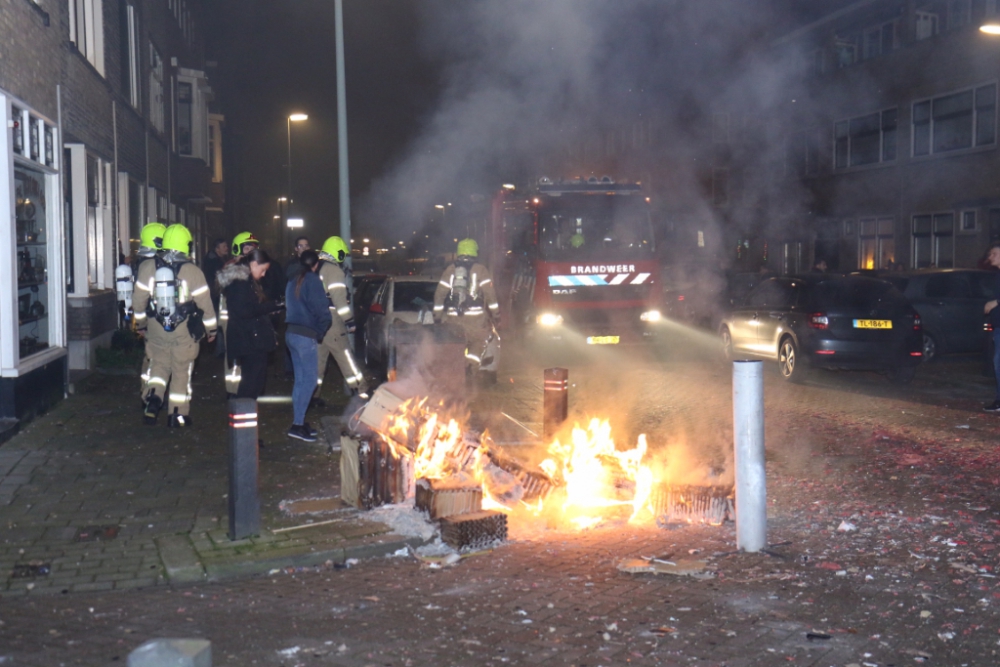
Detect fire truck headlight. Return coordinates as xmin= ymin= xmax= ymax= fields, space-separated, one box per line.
xmin=537 ymin=313 xmax=563 ymax=327
xmin=640 ymin=309 xmax=662 ymax=323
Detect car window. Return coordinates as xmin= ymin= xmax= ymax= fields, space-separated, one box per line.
xmin=372 ymin=283 xmax=388 ymax=309
xmin=926 ymin=274 xmax=971 ymax=299
xmin=810 ymin=278 xmax=905 ymax=310
xmin=357 ymin=280 xmax=384 ymax=309
xmin=393 ymin=282 xmax=437 ymax=312
xmin=973 ymin=272 xmax=997 ymax=299
xmin=746 ymin=280 xmax=792 ymax=308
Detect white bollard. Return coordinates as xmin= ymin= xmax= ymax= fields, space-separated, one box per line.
xmin=733 ymin=360 xmax=767 ymax=553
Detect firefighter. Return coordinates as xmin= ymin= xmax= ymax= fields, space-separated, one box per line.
xmin=433 ymin=238 xmax=500 ymax=371
xmin=219 ymin=232 xmax=260 ymax=395
xmin=133 ymin=224 xmax=218 ymax=427
xmin=132 ymin=222 xmax=167 ymax=396
xmin=316 ymin=236 xmax=367 ymax=397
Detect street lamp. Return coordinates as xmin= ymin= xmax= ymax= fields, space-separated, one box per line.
xmin=982 ymin=22 xmax=1000 ymax=34
xmin=285 ymin=115 xmax=307 ymax=258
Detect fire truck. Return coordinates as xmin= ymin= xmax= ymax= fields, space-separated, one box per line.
xmin=485 ymin=176 xmax=661 ymax=344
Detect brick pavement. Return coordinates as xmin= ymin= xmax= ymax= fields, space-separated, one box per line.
xmin=2 ymin=340 xmax=1000 ymax=665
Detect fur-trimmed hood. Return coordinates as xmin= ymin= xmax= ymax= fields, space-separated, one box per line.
xmin=216 ymin=261 xmax=250 ymax=289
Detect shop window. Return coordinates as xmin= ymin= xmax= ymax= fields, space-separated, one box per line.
xmin=15 ymin=165 xmax=51 ymax=359
xmin=69 ymin=0 xmax=105 ymax=75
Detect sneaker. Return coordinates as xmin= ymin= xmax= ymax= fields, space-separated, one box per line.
xmin=287 ymin=424 xmax=317 ymax=442
xmin=167 ymin=413 xmax=191 ymax=428
xmin=984 ymin=400 xmax=1000 ymax=413
xmin=302 ymin=422 xmax=319 ymax=438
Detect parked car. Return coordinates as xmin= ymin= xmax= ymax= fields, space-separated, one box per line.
xmin=875 ymin=269 xmax=995 ymax=361
xmin=661 ymin=269 xmax=766 ymax=331
xmin=352 ymin=273 xmax=387 ymax=358
xmin=719 ymin=274 xmax=923 ymax=383
xmin=363 ymin=276 xmax=439 ymax=370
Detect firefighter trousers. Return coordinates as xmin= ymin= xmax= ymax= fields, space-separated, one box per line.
xmin=317 ymin=322 xmax=364 ymax=391
xmin=142 ymin=334 xmax=200 ymax=416
xmin=448 ymin=313 xmax=491 ymax=369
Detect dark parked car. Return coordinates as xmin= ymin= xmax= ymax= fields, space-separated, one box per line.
xmin=719 ymin=274 xmax=923 ymax=383
xmin=876 ymin=269 xmax=995 ymax=361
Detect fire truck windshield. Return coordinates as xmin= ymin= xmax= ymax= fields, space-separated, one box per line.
xmin=537 ymin=195 xmax=654 ymax=260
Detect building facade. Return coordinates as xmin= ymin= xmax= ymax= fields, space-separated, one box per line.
xmin=773 ymin=0 xmax=1000 ymax=273
xmin=0 ymin=0 xmax=224 ymax=433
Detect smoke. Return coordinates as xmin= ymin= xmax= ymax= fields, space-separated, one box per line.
xmin=358 ymin=0 xmax=820 ymax=261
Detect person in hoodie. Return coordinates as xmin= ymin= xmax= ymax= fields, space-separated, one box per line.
xmin=216 ymin=248 xmax=284 ymax=400
xmin=283 ymin=250 xmax=332 ymax=442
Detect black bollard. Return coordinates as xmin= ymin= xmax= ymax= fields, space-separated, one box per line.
xmin=543 ymin=367 xmax=568 ymax=440
xmin=228 ymin=398 xmax=260 ymax=541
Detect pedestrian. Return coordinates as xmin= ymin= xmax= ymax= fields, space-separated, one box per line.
xmin=983 ymin=241 xmax=1000 ymax=412
xmin=812 ymin=258 xmax=828 ymax=273
xmin=286 ymin=236 xmax=311 ymax=283
xmin=433 ymin=238 xmax=501 ymax=376
xmin=284 ymin=250 xmax=332 ymax=442
xmin=217 ymin=248 xmax=283 ymax=400
xmin=219 ymin=231 xmax=261 ymax=395
xmin=316 ymin=236 xmax=368 ymax=398
xmin=201 ymin=237 xmax=229 ymax=312
xmin=133 ymin=224 xmax=218 ymax=428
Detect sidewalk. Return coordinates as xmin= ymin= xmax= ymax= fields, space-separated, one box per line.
xmin=0 ymin=351 xmax=424 ymax=596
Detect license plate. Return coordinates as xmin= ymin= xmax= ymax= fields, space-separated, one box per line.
xmin=853 ymin=319 xmax=892 ymax=329
xmin=587 ymin=335 xmax=620 ymax=345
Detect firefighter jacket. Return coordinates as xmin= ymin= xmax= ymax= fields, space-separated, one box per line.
xmin=318 ymin=261 xmax=352 ymax=324
xmin=433 ymin=261 xmax=500 ymax=319
xmin=133 ymin=256 xmax=218 ymax=341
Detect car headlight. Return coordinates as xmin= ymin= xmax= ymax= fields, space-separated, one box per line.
xmin=640 ymin=309 xmax=662 ymax=323
xmin=536 ymin=313 xmax=563 ymax=327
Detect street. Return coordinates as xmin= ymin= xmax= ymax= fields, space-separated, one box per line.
xmin=3 ymin=323 xmax=1000 ymax=667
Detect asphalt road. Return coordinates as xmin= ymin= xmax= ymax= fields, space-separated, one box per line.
xmin=3 ymin=328 xmax=1000 ymax=667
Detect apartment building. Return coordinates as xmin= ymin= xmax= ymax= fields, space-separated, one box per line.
xmin=0 ymin=0 xmax=224 ymax=433
xmin=772 ymin=0 xmax=1000 ymax=273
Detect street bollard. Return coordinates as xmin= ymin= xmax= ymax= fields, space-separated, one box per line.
xmin=128 ymin=638 xmax=211 ymax=667
xmin=543 ymin=367 xmax=569 ymax=440
xmin=228 ymin=398 xmax=260 ymax=541
xmin=733 ymin=360 xmax=766 ymax=553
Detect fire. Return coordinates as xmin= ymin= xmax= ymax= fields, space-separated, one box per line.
xmin=377 ymin=399 xmax=661 ymax=530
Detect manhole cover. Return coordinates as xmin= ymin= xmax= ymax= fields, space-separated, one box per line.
xmin=11 ymin=562 xmax=51 ymax=579
xmin=74 ymin=525 xmax=120 ymax=542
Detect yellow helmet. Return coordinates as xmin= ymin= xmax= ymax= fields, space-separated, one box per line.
xmin=162 ymin=224 xmax=193 ymax=255
xmin=457 ymin=238 xmax=478 ymax=258
xmin=321 ymin=236 xmax=350 ymax=263
xmin=139 ymin=222 xmax=167 ymax=250
xmin=232 ymin=231 xmax=259 ymax=256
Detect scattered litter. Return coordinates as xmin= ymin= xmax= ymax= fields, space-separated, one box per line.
xmin=276 ymin=646 xmax=301 ymax=657
xmin=837 ymin=521 xmax=857 ymax=532
xmin=618 ymin=558 xmax=711 ymax=577
xmin=387 ymin=547 xmax=410 ymax=558
xmin=367 ymin=504 xmax=438 ymax=541
xmin=805 ymin=632 xmax=831 ymax=641
xmin=955 ymin=424 xmax=970 ymax=429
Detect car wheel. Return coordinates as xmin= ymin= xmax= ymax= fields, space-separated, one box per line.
xmin=888 ymin=364 xmax=916 ymax=384
xmin=720 ymin=327 xmax=734 ymax=361
xmin=778 ymin=336 xmax=806 ymax=383
xmin=921 ymin=333 xmax=937 ymax=362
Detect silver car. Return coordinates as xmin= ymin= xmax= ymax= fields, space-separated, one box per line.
xmin=363 ymin=276 xmax=439 ymax=370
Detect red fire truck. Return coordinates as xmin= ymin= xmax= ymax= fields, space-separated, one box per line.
xmin=485 ymin=176 xmax=661 ymax=344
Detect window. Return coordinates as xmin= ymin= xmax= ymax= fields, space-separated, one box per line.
xmin=119 ymin=3 xmax=140 ymax=109
xmin=175 ymin=69 xmax=212 ymax=162
xmin=912 ymin=213 xmax=954 ymax=268
xmin=835 ymin=108 xmax=897 ymax=168
xmin=858 ymin=217 xmax=895 ymax=270
xmin=176 ymin=81 xmax=193 ymax=156
xmin=915 ymin=10 xmax=939 ymax=39
xmin=913 ymin=84 xmax=996 ymax=156
xmin=863 ymin=21 xmax=895 ymax=59
xmin=149 ymin=43 xmax=164 ymax=133
xmin=962 ymin=209 xmax=978 ymax=232
xmin=69 ymin=0 xmax=105 ymax=74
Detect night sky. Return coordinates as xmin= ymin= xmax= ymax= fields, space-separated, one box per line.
xmin=207 ymin=0 xmax=842 ymax=255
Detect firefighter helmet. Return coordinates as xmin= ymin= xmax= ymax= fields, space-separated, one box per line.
xmin=231 ymin=231 xmax=259 ymax=256
xmin=321 ymin=236 xmax=350 ymax=263
xmin=139 ymin=222 xmax=167 ymax=250
xmin=162 ymin=224 xmax=193 ymax=255
xmin=457 ymin=238 xmax=479 ymax=258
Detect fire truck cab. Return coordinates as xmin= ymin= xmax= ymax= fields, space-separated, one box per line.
xmin=486 ymin=176 xmax=661 ymax=345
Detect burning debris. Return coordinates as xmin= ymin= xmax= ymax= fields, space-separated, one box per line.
xmin=340 ymin=386 xmax=734 ymax=543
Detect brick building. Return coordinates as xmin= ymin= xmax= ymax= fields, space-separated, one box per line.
xmin=0 ymin=0 xmax=225 ymax=434
xmin=769 ymin=0 xmax=1000 ymax=273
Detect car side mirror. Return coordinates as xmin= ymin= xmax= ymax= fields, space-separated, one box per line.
xmin=369 ymin=303 xmax=384 ymax=315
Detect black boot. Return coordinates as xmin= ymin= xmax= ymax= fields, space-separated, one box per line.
xmin=143 ymin=393 xmax=162 ymax=426
xmin=167 ymin=408 xmax=191 ymax=428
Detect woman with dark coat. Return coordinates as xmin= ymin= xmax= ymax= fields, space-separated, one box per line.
xmin=216 ymin=248 xmax=283 ymax=399
xmin=284 ymin=250 xmax=332 ymax=441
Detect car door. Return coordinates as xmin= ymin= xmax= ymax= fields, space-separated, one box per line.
xmin=728 ymin=280 xmax=769 ymax=356
xmin=755 ymin=279 xmax=797 ymax=356
xmin=937 ymin=272 xmax=983 ymax=353
xmin=365 ymin=281 xmax=390 ymax=364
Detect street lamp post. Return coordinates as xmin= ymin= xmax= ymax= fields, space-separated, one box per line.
xmin=285 ymin=114 xmax=307 ymax=259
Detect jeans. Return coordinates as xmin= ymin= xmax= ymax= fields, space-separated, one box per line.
xmin=286 ymin=332 xmax=319 ymax=426
xmin=993 ymin=329 xmax=1000 ymax=400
